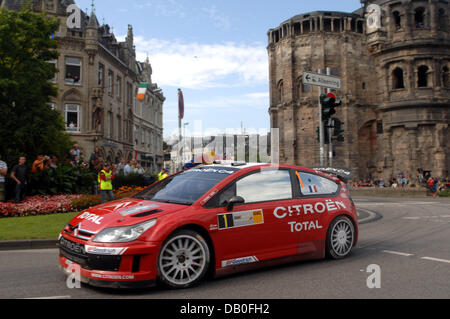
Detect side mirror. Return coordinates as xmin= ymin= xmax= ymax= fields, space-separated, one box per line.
xmin=226 ymin=196 xmax=245 ymax=211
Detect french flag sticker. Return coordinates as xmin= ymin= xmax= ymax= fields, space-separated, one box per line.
xmin=309 ymin=185 xmax=318 ymax=193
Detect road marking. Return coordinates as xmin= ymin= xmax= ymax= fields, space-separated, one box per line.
xmin=382 ymin=250 xmax=414 ymax=257
xmin=421 ymin=257 xmax=450 ymax=264
xmin=357 ymin=208 xmax=380 ymax=224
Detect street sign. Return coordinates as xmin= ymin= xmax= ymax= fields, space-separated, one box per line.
xmin=302 ymin=72 xmax=341 ymax=90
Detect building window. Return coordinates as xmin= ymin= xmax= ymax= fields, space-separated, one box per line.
xmin=442 ymin=66 xmax=449 ymax=88
xmin=417 ymin=65 xmax=429 ymax=87
xmin=393 ymin=67 xmax=405 ymax=89
xmin=277 ymin=80 xmax=283 ymax=104
xmin=65 ymin=57 xmax=81 ymax=84
xmin=357 ymin=20 xmax=364 ymax=33
xmin=414 ymin=7 xmax=425 ymax=29
xmin=48 ymin=59 xmax=57 ymax=83
xmin=107 ymin=111 xmax=113 ymax=138
xmin=438 ymin=9 xmax=447 ymax=30
xmin=116 ymin=76 xmax=122 ymax=100
xmin=107 ymin=71 xmax=114 ymax=96
xmin=393 ymin=11 xmax=401 ymax=30
xmin=64 ymin=104 xmax=80 ymax=132
xmin=134 ymin=125 xmax=139 ymax=145
xmin=133 ymin=87 xmax=137 ymax=114
xmin=116 ymin=115 xmax=122 ymax=140
xmin=98 ymin=63 xmax=104 ymax=87
xmin=377 ymin=121 xmax=383 ymax=135
xmin=45 ymin=0 xmax=55 ymax=11
xmin=126 ymin=82 xmax=132 ymax=106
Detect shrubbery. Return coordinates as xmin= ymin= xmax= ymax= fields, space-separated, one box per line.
xmin=29 ymin=164 xmax=96 ymax=196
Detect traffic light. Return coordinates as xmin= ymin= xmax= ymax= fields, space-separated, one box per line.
xmin=320 ymin=93 xmax=342 ymax=123
xmin=332 ymin=118 xmax=345 ymax=142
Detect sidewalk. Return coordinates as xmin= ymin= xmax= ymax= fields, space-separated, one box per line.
xmin=349 ymin=186 xmax=430 ymax=198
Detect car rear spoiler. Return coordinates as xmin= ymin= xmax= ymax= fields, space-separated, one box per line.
xmin=312 ymin=167 xmax=353 ymax=183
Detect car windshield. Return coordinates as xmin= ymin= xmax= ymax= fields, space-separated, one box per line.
xmin=134 ymin=166 xmax=239 ymax=205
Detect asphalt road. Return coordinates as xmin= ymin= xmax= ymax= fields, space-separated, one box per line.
xmin=0 ymin=196 xmax=449 ymax=299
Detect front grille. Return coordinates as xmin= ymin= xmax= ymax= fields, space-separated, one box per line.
xmin=59 ymin=238 xmax=122 ymax=272
xmin=64 ymin=224 xmax=95 ymax=240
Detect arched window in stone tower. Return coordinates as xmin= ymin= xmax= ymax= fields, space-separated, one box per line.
xmin=442 ymin=65 xmax=449 ymax=88
xmin=392 ymin=67 xmax=405 ymax=89
xmin=417 ymin=65 xmax=429 ymax=87
xmin=438 ymin=9 xmax=447 ymax=30
xmin=277 ymin=80 xmax=284 ymax=104
xmin=393 ymin=11 xmax=401 ymax=30
xmin=414 ymin=7 xmax=425 ymax=29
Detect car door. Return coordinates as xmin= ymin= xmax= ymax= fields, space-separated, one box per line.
xmin=290 ymin=170 xmax=341 ymax=246
xmin=207 ymin=168 xmax=301 ymax=266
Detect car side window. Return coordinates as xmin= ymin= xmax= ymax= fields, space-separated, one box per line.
xmin=236 ymin=169 xmax=293 ymax=204
xmin=295 ymin=171 xmax=338 ymax=196
xmin=218 ymin=183 xmax=236 ymax=206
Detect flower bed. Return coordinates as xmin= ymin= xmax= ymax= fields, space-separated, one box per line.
xmin=0 ymin=186 xmax=146 ymax=218
xmin=0 ymin=195 xmax=82 ymax=218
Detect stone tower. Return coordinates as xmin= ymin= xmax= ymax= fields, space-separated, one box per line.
xmin=268 ymin=0 xmax=450 ymax=181
xmin=363 ymin=0 xmax=450 ymax=180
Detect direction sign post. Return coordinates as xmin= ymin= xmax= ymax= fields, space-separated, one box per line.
xmin=317 ymin=70 xmax=326 ymax=167
xmin=302 ymin=72 xmax=341 ymax=90
xmin=303 ymin=70 xmax=342 ymax=167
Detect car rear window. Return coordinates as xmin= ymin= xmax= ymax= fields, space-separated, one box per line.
xmin=295 ymin=171 xmax=339 ymax=196
xmin=134 ymin=166 xmax=239 ymax=205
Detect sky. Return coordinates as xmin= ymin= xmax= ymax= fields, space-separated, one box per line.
xmin=76 ymin=0 xmax=363 ymax=139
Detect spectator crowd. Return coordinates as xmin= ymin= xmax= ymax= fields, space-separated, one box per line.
xmin=350 ymin=168 xmax=449 ymax=197
xmin=0 ymin=144 xmax=154 ymax=204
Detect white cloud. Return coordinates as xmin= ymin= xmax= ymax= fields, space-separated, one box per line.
xmin=201 ymin=5 xmax=231 ymax=30
xmin=132 ymin=37 xmax=269 ymax=89
xmin=134 ymin=0 xmax=187 ymax=18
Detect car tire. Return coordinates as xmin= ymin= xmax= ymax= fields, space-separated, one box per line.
xmin=157 ymin=229 xmax=210 ymax=289
xmin=325 ymin=215 xmax=355 ymax=259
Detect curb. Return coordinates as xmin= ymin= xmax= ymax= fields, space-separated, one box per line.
xmin=0 ymin=239 xmax=57 ymax=251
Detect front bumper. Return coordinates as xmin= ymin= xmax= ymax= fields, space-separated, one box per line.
xmin=58 ymin=235 xmax=160 ymax=289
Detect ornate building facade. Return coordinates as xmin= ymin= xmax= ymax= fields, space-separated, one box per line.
xmin=268 ymin=0 xmax=450 ymax=181
xmin=1 ymin=0 xmax=165 ymax=171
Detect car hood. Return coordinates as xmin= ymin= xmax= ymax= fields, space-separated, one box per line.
xmin=69 ymin=198 xmax=189 ymax=234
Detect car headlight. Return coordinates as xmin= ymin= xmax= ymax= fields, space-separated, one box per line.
xmin=93 ymin=219 xmax=157 ymax=243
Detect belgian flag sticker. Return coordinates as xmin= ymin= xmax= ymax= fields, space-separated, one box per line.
xmin=218 ymin=213 xmax=234 ymax=229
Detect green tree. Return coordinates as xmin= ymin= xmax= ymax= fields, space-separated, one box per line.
xmin=0 ymin=6 xmax=72 ymax=168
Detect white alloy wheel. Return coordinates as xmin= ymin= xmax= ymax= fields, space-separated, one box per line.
xmin=326 ymin=216 xmax=355 ymax=259
xmin=158 ymin=230 xmax=210 ymax=288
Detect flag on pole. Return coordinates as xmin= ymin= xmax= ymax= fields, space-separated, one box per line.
xmin=137 ymin=83 xmax=148 ymax=101
xmin=178 ymin=89 xmax=184 ymax=120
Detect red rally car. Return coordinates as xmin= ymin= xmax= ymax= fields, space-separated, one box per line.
xmin=58 ymin=163 xmax=358 ymax=289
